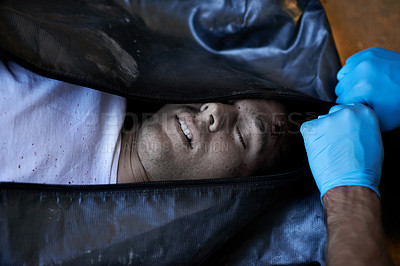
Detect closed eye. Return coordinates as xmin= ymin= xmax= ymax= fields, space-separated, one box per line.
xmin=236 ymin=126 xmax=246 ymax=148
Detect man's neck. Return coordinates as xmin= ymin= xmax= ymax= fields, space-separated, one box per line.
xmin=117 ymin=123 xmax=151 ymax=183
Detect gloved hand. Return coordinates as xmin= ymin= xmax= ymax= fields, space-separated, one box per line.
xmin=300 ymin=104 xmax=384 ymax=199
xmin=335 ymin=47 xmax=400 ymax=132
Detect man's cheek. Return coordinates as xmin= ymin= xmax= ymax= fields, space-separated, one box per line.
xmin=195 ymin=141 xmax=229 ymax=154
xmin=144 ymin=138 xmax=186 ymax=159
xmin=171 ymin=141 xmax=186 ymax=154
xmin=137 ymin=132 xmax=167 ymax=154
xmin=210 ymin=141 xmax=230 ymax=153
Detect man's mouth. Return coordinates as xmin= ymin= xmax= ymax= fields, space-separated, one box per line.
xmin=178 ymin=119 xmax=193 ymax=143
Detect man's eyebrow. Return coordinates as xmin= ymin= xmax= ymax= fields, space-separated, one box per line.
xmin=254 ymin=115 xmax=267 ymax=154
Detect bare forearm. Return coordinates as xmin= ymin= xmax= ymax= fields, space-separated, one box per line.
xmin=323 ymin=186 xmax=392 ymax=265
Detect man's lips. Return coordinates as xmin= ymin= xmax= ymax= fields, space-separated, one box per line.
xmin=176 ymin=112 xmax=198 ymax=149
xmin=175 ymin=116 xmax=191 ymax=148
xmin=173 ymin=115 xmax=191 ymax=148
xmin=178 ymin=118 xmax=192 ymax=141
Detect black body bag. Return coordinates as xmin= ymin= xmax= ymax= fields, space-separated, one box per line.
xmin=0 ymin=0 xmax=344 ymax=264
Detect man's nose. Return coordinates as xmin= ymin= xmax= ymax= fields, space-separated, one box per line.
xmin=200 ymin=103 xmax=234 ymax=132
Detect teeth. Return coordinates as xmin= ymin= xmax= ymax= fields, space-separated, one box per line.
xmin=179 ymin=119 xmax=192 ymax=140
xmin=180 ymin=122 xmax=187 ymax=130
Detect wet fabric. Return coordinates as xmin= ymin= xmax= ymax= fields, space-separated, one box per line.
xmin=0 ymin=0 xmax=340 ymax=264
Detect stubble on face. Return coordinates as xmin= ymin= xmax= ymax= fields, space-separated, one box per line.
xmin=136 ymin=100 xmax=291 ymax=181
xmin=136 ymin=107 xmax=191 ymax=180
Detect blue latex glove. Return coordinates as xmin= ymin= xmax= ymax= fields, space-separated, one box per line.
xmin=335 ymin=47 xmax=400 ymax=132
xmin=300 ymin=104 xmax=384 ymax=199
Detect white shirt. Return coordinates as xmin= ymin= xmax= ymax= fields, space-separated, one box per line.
xmin=0 ymin=60 xmax=126 ymax=184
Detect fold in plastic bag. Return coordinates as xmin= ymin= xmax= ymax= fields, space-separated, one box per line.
xmin=0 ymin=0 xmax=340 ymax=102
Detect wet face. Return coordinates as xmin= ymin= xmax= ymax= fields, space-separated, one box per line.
xmin=136 ymin=99 xmax=290 ymax=181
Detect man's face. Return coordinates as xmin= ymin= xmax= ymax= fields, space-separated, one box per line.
xmin=136 ymin=99 xmax=289 ymax=181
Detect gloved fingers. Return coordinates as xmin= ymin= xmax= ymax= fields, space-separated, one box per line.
xmin=300 ymin=101 xmax=384 ymax=201
xmin=334 ymin=72 xmax=360 ymax=98
xmin=337 ymin=47 xmax=386 ymax=81
xmin=337 ymin=66 xmax=347 ymax=80
xmin=328 ymin=104 xmax=347 ymax=114
xmin=303 ymin=105 xmax=345 ymax=133
xmin=334 ymin=77 xmax=345 ymax=96
xmin=337 ymin=53 xmax=366 ymax=80
xmin=301 ymin=104 xmax=363 ymax=141
xmin=336 ymin=63 xmax=352 ymax=80
xmin=336 ymin=90 xmax=367 ymax=106
xmin=355 ymin=47 xmax=400 ymax=61
xmin=301 ymin=106 xmax=341 ymax=143
xmin=300 ymin=117 xmax=325 ymax=145
xmin=300 ymin=119 xmax=318 ymax=137
xmin=343 ymin=50 xmax=367 ymax=66
xmin=344 ymin=47 xmax=383 ymax=66
xmin=335 ymin=76 xmax=371 ymax=105
xmin=322 ymin=104 xmax=360 ymax=120
xmin=318 ymin=104 xmax=368 ymax=122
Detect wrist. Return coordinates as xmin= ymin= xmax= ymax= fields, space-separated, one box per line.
xmin=323 ymin=186 xmax=380 ymax=214
xmin=322 ymin=186 xmax=391 ymax=265
xmin=322 ymin=186 xmax=382 ymax=241
xmin=319 ymin=169 xmax=381 ymax=199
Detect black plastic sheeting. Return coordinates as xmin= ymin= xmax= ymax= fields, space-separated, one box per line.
xmin=0 ymin=175 xmax=326 ymax=265
xmin=0 ymin=0 xmax=341 ymax=264
xmin=0 ymin=0 xmax=339 ymax=103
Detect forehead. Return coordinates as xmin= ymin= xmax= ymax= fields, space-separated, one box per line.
xmin=235 ymin=99 xmax=273 ymax=115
